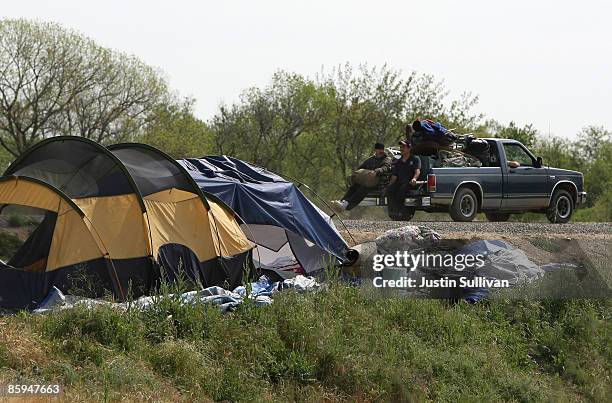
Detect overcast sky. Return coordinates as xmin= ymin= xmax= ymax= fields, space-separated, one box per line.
xmin=4 ymin=0 xmax=611 ymax=138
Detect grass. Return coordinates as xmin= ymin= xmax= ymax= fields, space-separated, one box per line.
xmin=0 ymin=281 xmax=609 ymax=402
xmin=529 ymin=238 xmax=562 ymax=253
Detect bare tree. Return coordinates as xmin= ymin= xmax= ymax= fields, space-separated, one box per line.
xmin=0 ymin=19 xmax=168 ymax=156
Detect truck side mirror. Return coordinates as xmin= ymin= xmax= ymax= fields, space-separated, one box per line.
xmin=536 ymin=156 xmax=543 ymax=168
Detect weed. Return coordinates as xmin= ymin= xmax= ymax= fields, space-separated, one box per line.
xmin=529 ymin=237 xmax=562 ymax=253
xmin=0 ymin=284 xmax=605 ymax=401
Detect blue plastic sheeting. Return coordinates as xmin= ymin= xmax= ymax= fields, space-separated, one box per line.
xmin=34 ymin=275 xmax=320 ymax=314
xmin=178 ymin=156 xmax=350 ymax=265
xmin=463 ymin=288 xmax=490 ymax=304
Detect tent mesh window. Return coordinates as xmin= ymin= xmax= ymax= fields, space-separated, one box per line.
xmin=3 ymin=209 xmax=56 ymax=272
xmin=110 ymin=147 xmax=194 ymax=196
xmin=6 ymin=140 xmax=134 ymax=198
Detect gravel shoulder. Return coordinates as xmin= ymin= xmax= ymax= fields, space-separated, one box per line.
xmin=338 ymin=220 xmax=611 ymax=241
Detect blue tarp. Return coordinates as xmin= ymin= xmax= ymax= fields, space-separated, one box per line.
xmin=178 ymin=156 xmax=350 ymax=266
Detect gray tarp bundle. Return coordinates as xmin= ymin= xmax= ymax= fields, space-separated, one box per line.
xmin=370 ymin=226 xmax=574 ymax=302
xmin=457 ymin=240 xmax=544 ymax=285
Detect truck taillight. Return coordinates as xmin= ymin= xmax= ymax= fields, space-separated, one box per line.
xmin=427 ymin=174 xmax=436 ymax=192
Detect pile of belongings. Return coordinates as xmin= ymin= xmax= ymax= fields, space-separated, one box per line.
xmin=436 ymin=150 xmax=482 ymax=168
xmin=462 ymin=135 xmax=490 ymax=163
xmin=375 ymin=225 xmax=442 ymax=254
xmin=411 ymin=119 xmax=457 ymax=147
xmin=33 ymin=275 xmax=320 ymax=314
xmin=370 ymin=227 xmax=585 ymax=303
xmin=350 ymin=168 xmax=381 ymax=188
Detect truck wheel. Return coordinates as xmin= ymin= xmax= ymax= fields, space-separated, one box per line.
xmin=485 ymin=212 xmax=511 ymax=222
xmin=390 ymin=207 xmax=415 ymax=221
xmin=547 ymin=189 xmax=573 ymax=223
xmin=450 ymin=187 xmax=478 ymax=222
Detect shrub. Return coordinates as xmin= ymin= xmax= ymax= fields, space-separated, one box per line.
xmin=0 ymin=231 xmax=21 ymax=260
xmin=7 ymin=214 xmax=28 ymax=227
xmin=6 ymin=284 xmax=608 ymax=401
xmin=41 ymin=305 xmax=144 ymax=355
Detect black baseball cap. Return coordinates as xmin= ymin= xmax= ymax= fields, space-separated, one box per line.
xmin=399 ymin=140 xmax=411 ymax=147
xmin=374 ymin=142 xmax=385 ymax=150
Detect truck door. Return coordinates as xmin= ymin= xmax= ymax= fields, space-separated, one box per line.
xmin=501 ymin=142 xmax=550 ymax=209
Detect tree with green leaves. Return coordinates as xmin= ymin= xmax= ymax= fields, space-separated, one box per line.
xmin=575 ymin=125 xmax=611 ymax=163
xmin=210 ymin=71 xmax=324 ymax=172
xmin=315 ymin=64 xmax=411 ymax=187
xmin=533 ymin=126 xmax=611 ymax=213
xmin=317 ymin=64 xmax=482 ymax=188
xmin=0 ymin=19 xmax=169 ymax=156
xmin=139 ymin=98 xmax=213 ymax=158
xmin=480 ymin=120 xmax=539 ymax=148
xmin=582 ymin=138 xmax=612 ymax=208
xmin=533 ymin=136 xmax=581 ymax=171
xmin=209 ymin=64 xmax=483 ymax=198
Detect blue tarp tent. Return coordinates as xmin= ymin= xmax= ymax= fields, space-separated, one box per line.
xmin=178 ymin=156 xmax=354 ymax=278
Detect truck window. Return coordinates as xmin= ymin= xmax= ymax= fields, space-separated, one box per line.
xmin=486 ymin=140 xmax=500 ymax=167
xmin=503 ymin=143 xmax=534 ymax=167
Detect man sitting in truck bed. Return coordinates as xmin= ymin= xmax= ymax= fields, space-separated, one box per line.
xmin=332 ymin=142 xmax=392 ymax=211
xmin=385 ymin=140 xmax=421 ymax=218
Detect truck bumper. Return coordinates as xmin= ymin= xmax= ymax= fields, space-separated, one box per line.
xmin=403 ymin=196 xmax=430 ymax=207
xmin=577 ymin=192 xmax=587 ymax=205
xmin=360 ymin=196 xmax=432 ymax=207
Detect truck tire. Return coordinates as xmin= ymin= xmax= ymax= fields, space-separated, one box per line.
xmin=390 ymin=207 xmax=415 ymax=221
xmin=547 ymin=189 xmax=573 ymax=223
xmin=485 ymin=212 xmax=511 ymax=222
xmin=450 ymin=187 xmax=478 ymax=222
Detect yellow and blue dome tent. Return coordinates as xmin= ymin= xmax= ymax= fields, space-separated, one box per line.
xmin=0 ymin=137 xmax=253 ymax=309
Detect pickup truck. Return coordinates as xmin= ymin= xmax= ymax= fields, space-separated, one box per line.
xmin=362 ymin=138 xmax=587 ymax=223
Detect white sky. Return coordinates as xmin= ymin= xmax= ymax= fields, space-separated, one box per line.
xmin=4 ymin=0 xmax=611 ymax=138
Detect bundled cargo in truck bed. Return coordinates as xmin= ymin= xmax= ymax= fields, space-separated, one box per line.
xmin=410 ymin=119 xmax=457 ymax=147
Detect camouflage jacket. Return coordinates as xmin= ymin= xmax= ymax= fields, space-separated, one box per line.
xmin=358 ymin=154 xmax=393 ymax=177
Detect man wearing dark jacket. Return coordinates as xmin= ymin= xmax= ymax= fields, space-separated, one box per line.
xmin=385 ymin=140 xmax=421 ymax=218
xmin=332 ymin=143 xmax=392 ymax=211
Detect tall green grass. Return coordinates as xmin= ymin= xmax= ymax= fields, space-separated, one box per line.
xmin=0 ymin=284 xmax=609 ymax=401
